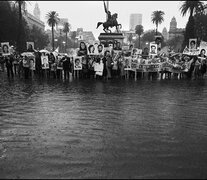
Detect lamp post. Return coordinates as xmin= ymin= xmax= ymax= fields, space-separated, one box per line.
xmin=62 ymin=41 xmax=66 ymax=53
xmin=54 ymin=38 xmax=58 ymax=49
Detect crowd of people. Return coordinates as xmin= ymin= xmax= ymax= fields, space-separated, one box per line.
xmin=0 ymin=41 xmax=207 ymax=81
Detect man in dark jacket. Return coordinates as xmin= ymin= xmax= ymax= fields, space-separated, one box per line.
xmin=5 ymin=55 xmax=14 ymax=78
xmin=63 ymin=56 xmax=70 ymax=80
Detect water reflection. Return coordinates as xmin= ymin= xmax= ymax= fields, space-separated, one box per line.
xmin=0 ymin=73 xmax=207 ymax=178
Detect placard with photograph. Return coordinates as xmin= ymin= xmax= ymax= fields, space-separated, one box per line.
xmin=1 ymin=42 xmax=10 ymax=56
xmin=199 ymin=40 xmax=207 ymax=57
xmin=87 ymin=44 xmax=95 ymax=55
xmin=149 ymin=43 xmax=157 ymax=56
xmin=73 ymin=56 xmax=82 ymax=70
xmin=26 ymin=42 xmax=35 ymax=51
xmin=41 ymin=56 xmax=49 ymax=69
xmin=124 ymin=57 xmax=132 ymax=70
xmin=22 ymin=56 xmax=30 ymax=68
xmin=189 ymin=39 xmax=197 ymax=50
xmin=29 ymin=56 xmax=36 ymax=70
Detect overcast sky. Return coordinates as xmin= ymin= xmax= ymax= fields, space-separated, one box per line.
xmin=27 ymin=1 xmax=190 ymax=39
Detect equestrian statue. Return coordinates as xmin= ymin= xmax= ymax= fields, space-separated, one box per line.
xmin=96 ymin=1 xmax=122 ymax=33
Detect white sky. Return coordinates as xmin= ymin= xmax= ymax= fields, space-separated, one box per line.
xmin=27 ymin=1 xmax=190 ymax=39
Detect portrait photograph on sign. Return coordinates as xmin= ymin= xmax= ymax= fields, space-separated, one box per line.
xmin=149 ymin=43 xmax=157 ymax=55
xmin=29 ymin=56 xmax=36 ymax=70
xmin=97 ymin=44 xmax=104 ymax=55
xmin=199 ymin=41 xmax=207 ymax=57
xmin=41 ymin=56 xmax=49 ymax=69
xmin=73 ymin=56 xmax=82 ymax=70
xmin=124 ymin=57 xmax=132 ymax=70
xmin=1 ymin=42 xmax=10 ymax=56
xmin=87 ymin=44 xmax=95 ymax=55
xmin=26 ymin=42 xmax=35 ymax=51
xmin=189 ymin=39 xmax=197 ymax=50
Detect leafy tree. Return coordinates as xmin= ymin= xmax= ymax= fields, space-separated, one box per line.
xmin=151 ymin=10 xmax=165 ymax=35
xmin=46 ymin=11 xmax=59 ymax=51
xmin=15 ymin=0 xmax=27 ymax=53
xmin=27 ymin=25 xmax=50 ymax=50
xmin=135 ymin=25 xmax=144 ymax=48
xmin=180 ymin=0 xmax=204 ymax=49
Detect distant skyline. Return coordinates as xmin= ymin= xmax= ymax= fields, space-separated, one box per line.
xmin=26 ymin=1 xmax=190 ymax=39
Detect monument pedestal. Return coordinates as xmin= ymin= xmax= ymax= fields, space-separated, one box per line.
xmin=98 ymin=33 xmax=124 ymax=47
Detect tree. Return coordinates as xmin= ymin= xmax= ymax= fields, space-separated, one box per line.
xmin=15 ymin=0 xmax=27 ymax=53
xmin=27 ymin=25 xmax=50 ymax=50
xmin=46 ymin=11 xmax=59 ymax=51
xmin=180 ymin=0 xmax=204 ymax=50
xmin=151 ymin=10 xmax=165 ymax=35
xmin=135 ymin=25 xmax=144 ymax=48
xmin=180 ymin=0 xmax=204 ymax=18
xmin=63 ymin=22 xmax=71 ymax=52
xmin=194 ymin=13 xmax=207 ymax=42
xmin=141 ymin=30 xmax=165 ymax=49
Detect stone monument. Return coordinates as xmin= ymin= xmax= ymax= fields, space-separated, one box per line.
xmin=96 ymin=1 xmax=124 ymax=48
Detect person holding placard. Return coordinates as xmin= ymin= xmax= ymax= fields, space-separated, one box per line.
xmin=5 ymin=55 xmax=14 ymax=78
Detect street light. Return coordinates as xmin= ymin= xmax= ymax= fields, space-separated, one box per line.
xmin=62 ymin=41 xmax=66 ymax=53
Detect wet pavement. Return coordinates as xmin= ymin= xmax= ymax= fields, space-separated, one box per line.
xmin=0 ymin=73 xmax=207 ymax=178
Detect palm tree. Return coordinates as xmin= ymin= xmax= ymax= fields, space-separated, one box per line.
xmin=46 ymin=11 xmax=59 ymax=51
xmin=151 ymin=10 xmax=165 ymax=35
xmin=135 ymin=25 xmax=144 ymax=48
xmin=180 ymin=1 xmax=204 ymax=49
xmin=15 ymin=0 xmax=26 ymax=53
xmin=63 ymin=22 xmax=71 ymax=52
xmin=180 ymin=0 xmax=204 ymax=17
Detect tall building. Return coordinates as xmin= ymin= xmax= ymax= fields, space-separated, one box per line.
xmin=162 ymin=27 xmax=169 ymax=41
xmin=129 ymin=14 xmax=142 ymax=31
xmin=33 ymin=2 xmax=40 ymax=20
xmin=168 ymin=17 xmax=184 ymax=40
xmin=23 ymin=3 xmax=45 ymax=32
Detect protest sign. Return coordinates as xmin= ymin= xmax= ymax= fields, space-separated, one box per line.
xmin=73 ymin=56 xmax=82 ymax=70
xmin=26 ymin=42 xmax=34 ymax=51
xmin=1 ymin=42 xmax=10 ymax=56
xmin=29 ymin=56 xmax=35 ymax=70
xmin=22 ymin=56 xmax=30 ymax=68
xmin=189 ymin=39 xmax=197 ymax=50
xmin=199 ymin=41 xmax=207 ymax=56
xmin=41 ymin=56 xmax=49 ymax=69
xmin=124 ymin=57 xmax=132 ymax=70
xmin=149 ymin=43 xmax=157 ymax=56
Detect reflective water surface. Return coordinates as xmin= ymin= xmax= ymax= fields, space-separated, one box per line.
xmin=0 ymin=74 xmax=207 ymax=178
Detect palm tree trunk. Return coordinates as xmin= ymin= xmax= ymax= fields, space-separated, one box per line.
xmin=52 ymin=25 xmax=54 ymax=51
xmin=17 ymin=2 xmax=22 ymax=53
xmin=65 ymin=32 xmax=67 ymax=53
xmin=138 ymin=35 xmax=140 ymax=49
xmin=156 ymin=24 xmax=158 ymax=35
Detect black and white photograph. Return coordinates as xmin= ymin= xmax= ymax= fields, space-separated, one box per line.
xmin=149 ymin=42 xmax=157 ymax=55
xmin=1 ymin=42 xmax=10 ymax=56
xmin=73 ymin=56 xmax=82 ymax=70
xmin=189 ymin=38 xmax=197 ymax=50
xmin=1 ymin=1 xmax=207 ymax=179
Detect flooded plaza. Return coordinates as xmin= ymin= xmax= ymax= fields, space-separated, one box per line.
xmin=0 ymin=73 xmax=207 ymax=178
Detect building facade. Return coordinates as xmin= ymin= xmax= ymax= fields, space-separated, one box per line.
xmin=129 ymin=14 xmax=142 ymax=31
xmin=162 ymin=27 xmax=169 ymax=41
xmin=168 ymin=17 xmax=184 ymax=40
xmin=24 ymin=3 xmax=45 ymax=32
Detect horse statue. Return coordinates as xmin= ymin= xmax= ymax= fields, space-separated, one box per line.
xmin=96 ymin=13 xmax=122 ymax=33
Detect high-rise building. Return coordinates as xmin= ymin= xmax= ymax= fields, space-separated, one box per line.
xmin=129 ymin=14 xmax=142 ymax=31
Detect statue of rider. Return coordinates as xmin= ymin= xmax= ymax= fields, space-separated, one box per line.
xmin=104 ymin=1 xmax=112 ymax=25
